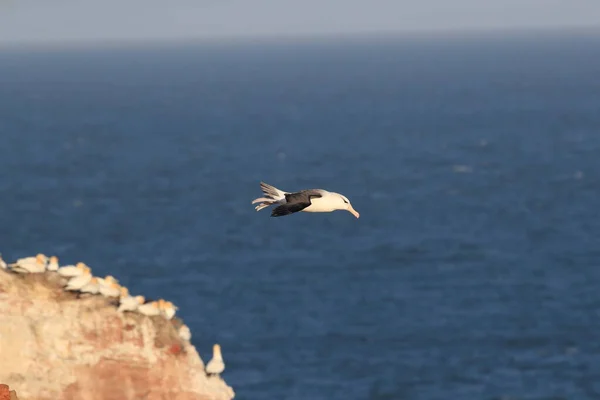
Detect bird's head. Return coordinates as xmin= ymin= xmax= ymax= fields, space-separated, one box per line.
xmin=331 ymin=193 xmax=360 ymax=218
xmin=213 ymin=344 xmax=222 ymax=358
xmin=165 ymin=301 xmax=178 ymax=311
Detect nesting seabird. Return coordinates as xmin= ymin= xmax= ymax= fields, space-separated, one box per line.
xmin=0 ymin=254 xmax=7 ymax=270
xmin=47 ymin=256 xmax=60 ymax=272
xmin=118 ymin=294 xmax=145 ymax=313
xmin=178 ymin=324 xmax=192 ymax=341
xmin=205 ymin=344 xmax=225 ymax=377
xmin=10 ymin=254 xmax=48 ymax=273
xmin=102 ymin=275 xmax=119 ymax=286
xmin=99 ymin=280 xmax=121 ymax=298
xmin=58 ymin=262 xmax=88 ymax=277
xmin=137 ymin=300 xmax=161 ymax=316
xmin=160 ymin=300 xmax=178 ymax=320
xmin=11 ymin=254 xmax=46 ymax=266
xmin=252 ymin=182 xmax=360 ymax=218
xmin=79 ymin=277 xmax=101 ymax=295
xmin=64 ymin=269 xmax=93 ymax=291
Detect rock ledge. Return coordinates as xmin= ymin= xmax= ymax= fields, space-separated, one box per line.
xmin=0 ymin=270 xmax=234 ymax=400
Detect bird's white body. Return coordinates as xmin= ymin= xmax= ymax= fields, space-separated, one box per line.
xmin=99 ymin=282 xmax=121 ymax=298
xmin=10 ymin=254 xmax=47 ymax=274
xmin=13 ymin=256 xmax=41 ymax=265
xmin=46 ymin=256 xmax=60 ymax=272
xmin=117 ymin=298 xmax=137 ymax=313
xmin=137 ymin=301 xmax=161 ymax=316
xmin=160 ymin=300 xmax=178 ymax=320
xmin=178 ymin=325 xmax=192 ymax=341
xmin=11 ymin=263 xmax=46 ymax=274
xmin=58 ymin=263 xmax=88 ymax=277
xmin=205 ymin=344 xmax=225 ymax=376
xmin=65 ymin=271 xmax=92 ymax=291
xmin=96 ymin=276 xmax=121 ymax=297
xmin=302 ymin=192 xmax=344 ymax=212
xmin=57 ymin=266 xmax=80 ymax=277
xmin=79 ymin=278 xmax=101 ymax=294
xmin=0 ymin=255 xmax=7 ymax=270
xmin=118 ymin=295 xmax=145 ymax=313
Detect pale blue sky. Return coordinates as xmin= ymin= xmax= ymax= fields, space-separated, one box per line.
xmin=0 ymin=0 xmax=599 ymax=45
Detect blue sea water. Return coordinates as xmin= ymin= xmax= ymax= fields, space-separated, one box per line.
xmin=1 ymin=32 xmax=600 ymax=400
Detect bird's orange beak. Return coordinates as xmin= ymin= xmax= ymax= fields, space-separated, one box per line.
xmin=348 ymin=207 xmax=360 ymax=219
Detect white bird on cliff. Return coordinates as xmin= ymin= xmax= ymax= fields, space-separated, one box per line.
xmin=97 ymin=275 xmax=119 ymax=287
xmin=64 ymin=269 xmax=93 ymax=291
xmin=79 ymin=277 xmax=101 ymax=295
xmin=46 ymin=256 xmax=60 ymax=272
xmin=119 ymin=286 xmax=130 ymax=298
xmin=205 ymin=344 xmax=225 ymax=377
xmin=9 ymin=253 xmax=48 ymax=274
xmin=118 ymin=293 xmax=145 ymax=313
xmin=10 ymin=253 xmax=46 ymax=266
xmin=0 ymin=254 xmax=7 ymax=270
xmin=159 ymin=299 xmax=178 ymax=320
xmin=178 ymin=324 xmax=192 ymax=342
xmin=100 ymin=283 xmax=121 ymax=297
xmin=137 ymin=300 xmax=161 ymax=317
xmin=100 ymin=275 xmax=121 ymax=297
xmin=58 ymin=262 xmax=89 ymax=277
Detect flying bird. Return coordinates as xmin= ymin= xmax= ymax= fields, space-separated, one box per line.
xmin=252 ymin=182 xmax=359 ymax=218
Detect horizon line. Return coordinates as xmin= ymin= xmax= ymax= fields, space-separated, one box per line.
xmin=1 ymin=24 xmax=599 ymax=51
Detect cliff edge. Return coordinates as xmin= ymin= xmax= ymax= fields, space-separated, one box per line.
xmin=0 ymin=269 xmax=235 ymax=400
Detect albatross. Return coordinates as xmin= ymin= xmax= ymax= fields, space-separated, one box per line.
xmin=252 ymin=182 xmax=360 ymax=218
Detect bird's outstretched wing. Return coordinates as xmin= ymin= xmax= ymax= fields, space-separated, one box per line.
xmin=271 ymin=202 xmax=310 ymax=217
xmin=270 ymin=190 xmax=322 ymax=217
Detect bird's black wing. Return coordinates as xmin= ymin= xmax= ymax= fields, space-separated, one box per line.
xmin=271 ymin=190 xmax=322 ymax=217
xmin=271 ymin=202 xmax=310 ymax=217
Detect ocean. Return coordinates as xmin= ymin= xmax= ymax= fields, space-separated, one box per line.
xmin=1 ymin=31 xmax=600 ymax=399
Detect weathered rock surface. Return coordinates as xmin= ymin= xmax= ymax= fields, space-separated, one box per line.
xmin=0 ymin=384 xmax=20 ymax=400
xmin=0 ymin=270 xmax=234 ymax=400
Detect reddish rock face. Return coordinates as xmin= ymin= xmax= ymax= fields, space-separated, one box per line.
xmin=0 ymin=270 xmax=234 ymax=400
xmin=0 ymin=384 xmax=19 ymax=400
xmin=0 ymin=384 xmax=9 ymax=400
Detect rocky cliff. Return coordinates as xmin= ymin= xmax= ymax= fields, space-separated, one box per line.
xmin=0 ymin=269 xmax=234 ymax=400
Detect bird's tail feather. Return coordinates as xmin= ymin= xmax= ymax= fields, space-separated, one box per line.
xmin=254 ymin=202 xmax=274 ymax=212
xmin=259 ymin=182 xmax=287 ymax=200
xmin=251 ymin=197 xmax=272 ymax=205
xmin=251 ymin=197 xmax=278 ymax=211
xmin=251 ymin=182 xmax=287 ymax=212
